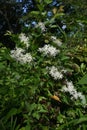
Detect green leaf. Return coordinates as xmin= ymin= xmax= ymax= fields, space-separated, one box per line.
xmin=74 ymin=116 xmax=87 ymax=125
xmin=61 ymin=56 xmax=70 ymax=61
xmin=25 ymin=125 xmax=31 ymax=130
xmin=19 ymin=123 xmax=31 ymax=130
xmin=57 ymin=116 xmax=87 ymax=130
xmin=50 ymin=25 xmax=58 ymax=28
xmin=30 ymin=11 xmax=40 ymax=16
xmin=19 ymin=127 xmax=25 ymax=130
xmin=44 ymin=0 xmax=52 ymax=4
xmin=78 ymin=74 xmax=87 ymax=85
xmin=32 ymin=112 xmax=40 ymax=120
xmin=54 ymin=13 xmax=64 ymax=18
xmin=4 ymin=108 xmax=18 ymax=123
xmin=42 ymin=126 xmax=49 ymax=130
xmin=0 ymin=63 xmax=5 ymax=70
xmin=37 ymin=4 xmax=44 ymax=11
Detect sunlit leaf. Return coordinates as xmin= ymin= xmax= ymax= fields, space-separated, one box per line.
xmin=51 ymin=95 xmax=61 ymax=102
xmin=53 ymin=7 xmax=57 ymax=14
xmin=58 ymin=5 xmax=64 ymax=12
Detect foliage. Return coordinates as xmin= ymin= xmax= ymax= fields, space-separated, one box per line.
xmin=0 ymin=0 xmax=87 ymax=130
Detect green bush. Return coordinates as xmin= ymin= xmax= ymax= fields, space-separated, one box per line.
xmin=0 ymin=1 xmax=87 ymax=130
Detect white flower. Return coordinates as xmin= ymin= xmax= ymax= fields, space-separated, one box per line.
xmin=10 ymin=47 xmax=33 ymax=64
xmin=19 ymin=33 xmax=29 ymax=48
xmin=48 ymin=66 xmax=63 ymax=80
xmin=62 ymin=81 xmax=86 ymax=104
xmin=38 ymin=44 xmax=60 ymax=57
xmin=11 ymin=47 xmax=23 ymax=56
xmin=51 ymin=36 xmax=57 ymax=40
xmin=61 ymin=69 xmax=67 ymax=73
xmin=35 ymin=22 xmax=46 ymax=32
xmin=62 ymin=81 xmax=77 ymax=96
xmin=77 ymin=92 xmax=86 ymax=105
xmin=51 ymin=36 xmax=62 ymax=46
xmin=67 ymin=81 xmax=75 ymax=91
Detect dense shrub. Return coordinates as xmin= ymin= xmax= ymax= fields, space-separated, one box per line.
xmin=0 ymin=0 xmax=87 ymax=130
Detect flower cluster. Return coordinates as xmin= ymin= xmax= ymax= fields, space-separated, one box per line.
xmin=62 ymin=81 xmax=86 ymax=104
xmin=51 ymin=36 xmax=62 ymax=46
xmin=35 ymin=22 xmax=46 ymax=32
xmin=10 ymin=47 xmax=33 ymax=64
xmin=38 ymin=44 xmax=60 ymax=57
xmin=19 ymin=33 xmax=29 ymax=48
xmin=47 ymin=66 xmax=63 ymax=80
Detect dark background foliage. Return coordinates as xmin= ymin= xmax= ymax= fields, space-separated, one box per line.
xmin=0 ymin=0 xmax=87 ymax=52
